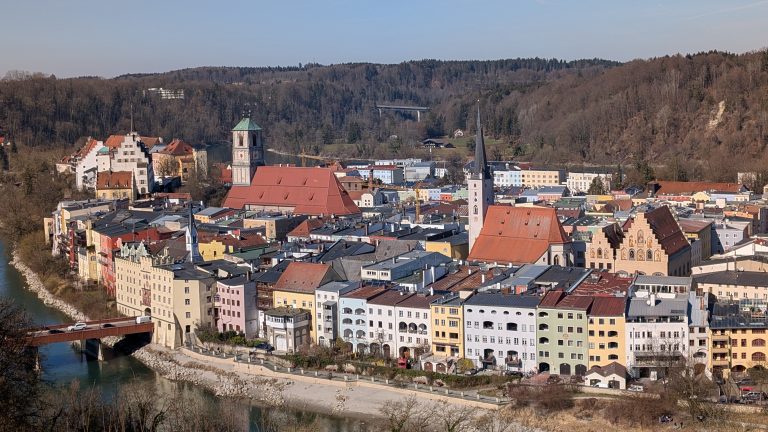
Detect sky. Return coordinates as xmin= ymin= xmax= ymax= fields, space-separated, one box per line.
xmin=2 ymin=0 xmax=768 ymax=78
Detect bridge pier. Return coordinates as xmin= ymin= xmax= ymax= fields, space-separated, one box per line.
xmin=73 ymin=338 xmax=104 ymax=360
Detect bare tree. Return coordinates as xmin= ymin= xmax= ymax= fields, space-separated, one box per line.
xmin=379 ymin=394 xmax=421 ymax=432
xmin=0 ymin=298 xmax=40 ymax=432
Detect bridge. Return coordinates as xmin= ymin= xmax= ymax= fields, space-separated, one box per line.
xmin=27 ymin=316 xmax=154 ymax=346
xmin=375 ymin=103 xmax=430 ymax=122
xmin=26 ymin=316 xmax=154 ymax=365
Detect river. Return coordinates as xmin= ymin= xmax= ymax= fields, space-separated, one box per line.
xmin=0 ymin=240 xmax=362 ymax=431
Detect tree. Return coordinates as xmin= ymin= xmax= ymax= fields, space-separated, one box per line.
xmin=0 ymin=298 xmax=40 ymax=432
xmin=155 ymin=155 xmax=178 ymax=178
xmin=587 ymin=176 xmax=607 ymax=195
xmin=0 ymin=147 xmax=8 ymax=171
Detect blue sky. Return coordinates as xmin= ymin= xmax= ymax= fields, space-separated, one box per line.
xmin=2 ymin=0 xmax=767 ymax=78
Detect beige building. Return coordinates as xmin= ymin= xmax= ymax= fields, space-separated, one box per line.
xmin=520 ymin=169 xmax=565 ymax=188
xmin=694 ymin=271 xmax=768 ymax=301
xmin=115 ymin=254 xmax=215 ymax=349
xmin=588 ymin=206 xmax=691 ymax=276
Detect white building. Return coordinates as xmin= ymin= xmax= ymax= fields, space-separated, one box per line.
xmin=625 ymin=294 xmax=690 ymax=379
xmin=96 ymin=133 xmax=155 ymax=195
xmin=264 ymin=307 xmax=311 ymax=353
xmin=463 ymin=292 xmax=540 ymax=373
xmin=493 ymin=169 xmax=523 ymax=188
xmin=338 ymin=285 xmax=387 ymax=353
xmin=566 ymin=172 xmax=612 ymax=194
xmin=393 ymin=292 xmax=438 ymax=360
xmin=315 ymin=281 xmax=358 ymax=347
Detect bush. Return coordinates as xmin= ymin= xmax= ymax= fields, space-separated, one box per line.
xmin=602 ymin=394 xmax=674 ymax=427
xmin=532 ymin=384 xmax=575 ymax=413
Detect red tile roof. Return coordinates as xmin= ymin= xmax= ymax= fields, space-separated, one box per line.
xmin=571 ymin=272 xmax=633 ymax=297
xmin=677 ymin=219 xmax=713 ymax=233
xmin=273 ymin=262 xmax=337 ymax=293
xmin=287 ymin=218 xmax=326 ymax=239
xmin=96 ymin=171 xmax=133 ymax=189
xmin=589 ymin=297 xmax=627 ymax=317
xmin=104 ymin=135 xmax=124 ymax=149
xmin=343 ymin=285 xmax=388 ymax=300
xmin=654 ymin=181 xmax=744 ymax=195
xmin=223 ymin=166 xmax=360 ymax=216
xmin=468 ymin=206 xmax=570 ymax=265
xmin=367 ymin=289 xmax=412 ymax=306
xmin=212 ymin=163 xmax=232 ymax=184
xmin=643 ymin=206 xmax=690 ymax=256
xmin=159 ymin=138 xmax=194 ymax=156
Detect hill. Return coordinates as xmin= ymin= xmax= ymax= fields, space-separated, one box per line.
xmin=1 ymin=51 xmax=767 ymax=183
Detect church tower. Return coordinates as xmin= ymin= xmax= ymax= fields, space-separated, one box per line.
xmin=468 ymin=104 xmax=494 ymax=252
xmin=185 ymin=202 xmax=203 ymax=264
xmin=231 ymin=116 xmax=264 ymax=186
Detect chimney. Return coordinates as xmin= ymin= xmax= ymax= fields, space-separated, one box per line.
xmin=481 ymin=273 xmax=486 ymax=284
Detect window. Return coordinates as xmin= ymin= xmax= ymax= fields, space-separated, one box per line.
xmin=184 ymin=299 xmax=190 ymax=305
xmin=185 ymin=312 xmax=191 ymax=318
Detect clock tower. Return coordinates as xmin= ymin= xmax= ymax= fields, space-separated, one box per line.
xmin=231 ymin=116 xmax=265 ymax=186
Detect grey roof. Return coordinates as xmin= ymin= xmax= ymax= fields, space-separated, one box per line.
xmin=537 ymin=266 xmax=592 ymax=290
xmin=318 ymin=240 xmax=376 ymax=263
xmin=693 ymin=271 xmax=768 ymax=287
xmin=218 ymin=276 xmax=251 ymax=286
xmin=316 ymin=281 xmax=358 ymax=294
xmin=634 ymin=275 xmax=692 ymax=286
xmin=464 ymin=292 xmax=541 ymax=308
xmin=627 ymin=295 xmax=689 ymax=318
xmin=710 ymin=301 xmax=768 ymax=329
xmin=196 ymin=206 xmax=229 ymax=217
xmin=363 ymin=250 xmax=451 ymax=271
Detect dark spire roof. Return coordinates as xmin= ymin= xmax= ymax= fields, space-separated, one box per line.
xmin=473 ymin=103 xmax=491 ymax=179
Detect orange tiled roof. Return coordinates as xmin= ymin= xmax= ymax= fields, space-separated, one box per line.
xmin=104 ymin=135 xmax=124 ymax=149
xmin=273 ymin=262 xmax=335 ymax=293
xmin=96 ymin=171 xmax=133 ymax=189
xmin=468 ymin=206 xmax=569 ymax=265
xmin=160 ymin=138 xmax=194 ymax=156
xmin=223 ymin=166 xmax=360 ymax=216
xmin=287 ymin=218 xmax=326 ymax=239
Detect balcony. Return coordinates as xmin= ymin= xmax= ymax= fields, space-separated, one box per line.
xmin=711 ymin=333 xmax=729 ymax=342
xmin=711 ymin=345 xmax=729 ymax=354
xmin=711 ymin=358 xmax=730 ymax=367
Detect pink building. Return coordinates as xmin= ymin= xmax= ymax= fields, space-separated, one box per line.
xmin=214 ymin=276 xmax=259 ymax=338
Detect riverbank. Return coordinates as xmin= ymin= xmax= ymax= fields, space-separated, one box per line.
xmin=8 ymin=247 xmax=520 ymax=423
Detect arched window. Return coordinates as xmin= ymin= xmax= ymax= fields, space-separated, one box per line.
xmin=539 ymin=337 xmax=549 ymax=344
xmin=647 ymin=250 xmax=653 ymax=261
xmin=506 ymin=322 xmax=518 ymax=331
xmin=596 ymin=248 xmax=603 ymax=259
xmin=752 ymin=352 xmax=767 ymax=362
xmin=753 ymin=339 xmax=766 ymax=347
xmin=608 ymin=354 xmax=619 ymax=360
xmin=628 ymin=249 xmax=635 ymax=260
xmin=553 ymin=255 xmax=560 ymax=266
xmin=654 ymin=250 xmax=661 ymax=262
xmin=637 ymin=249 xmax=644 ymax=261
xmin=539 ymin=324 xmax=549 ymax=331
xmin=238 ymin=135 xmax=244 ymax=147
xmin=637 ymin=230 xmax=644 ymax=245
xmin=473 ymin=205 xmax=478 ymax=215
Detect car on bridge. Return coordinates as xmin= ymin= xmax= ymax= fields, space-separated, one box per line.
xmin=67 ymin=322 xmax=87 ymax=331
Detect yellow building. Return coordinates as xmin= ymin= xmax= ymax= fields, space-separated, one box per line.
xmin=425 ymin=233 xmax=469 ymax=260
xmin=115 ymin=253 xmax=215 ymax=349
xmin=271 ymin=262 xmax=340 ymax=344
xmin=430 ymin=293 xmax=466 ymax=358
xmin=710 ymin=301 xmax=767 ymax=376
xmin=587 ymin=298 xmax=627 ymax=369
xmin=96 ymin=171 xmax=136 ymax=202
xmin=520 ymin=169 xmax=564 ymax=188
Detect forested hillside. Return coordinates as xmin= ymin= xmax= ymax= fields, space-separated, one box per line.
xmin=1 ymin=51 xmax=767 ymax=181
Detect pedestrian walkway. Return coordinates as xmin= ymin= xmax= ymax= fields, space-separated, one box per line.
xmin=186 ymin=345 xmax=509 ymax=407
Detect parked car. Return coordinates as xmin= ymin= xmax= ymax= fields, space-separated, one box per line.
xmin=628 ymin=384 xmax=644 ymax=392
xmin=464 ymin=368 xmax=478 ymax=376
xmin=102 ymin=323 xmax=114 ymax=328
xmin=48 ymin=329 xmax=64 ymax=334
xmin=503 ymin=370 xmax=523 ymax=378
xmin=253 ymin=342 xmax=274 ymax=353
xmin=135 ymin=316 xmax=152 ymax=324
xmin=67 ymin=322 xmax=87 ymax=331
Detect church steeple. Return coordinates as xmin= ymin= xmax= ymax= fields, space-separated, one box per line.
xmin=467 ymin=101 xmax=495 ymax=254
xmin=472 ymin=103 xmax=491 ymax=180
xmin=231 ymin=115 xmax=264 ymax=186
xmin=185 ymin=202 xmax=202 ymax=264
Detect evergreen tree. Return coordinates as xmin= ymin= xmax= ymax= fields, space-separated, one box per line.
xmin=587 ymin=176 xmax=607 ymax=195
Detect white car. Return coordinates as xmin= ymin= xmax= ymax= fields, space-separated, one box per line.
xmin=67 ymin=322 xmax=87 ymax=331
